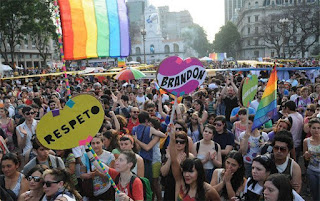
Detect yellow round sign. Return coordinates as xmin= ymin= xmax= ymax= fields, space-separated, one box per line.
xmin=36 ymin=94 xmax=104 ymax=149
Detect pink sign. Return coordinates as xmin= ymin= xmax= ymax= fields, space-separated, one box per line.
xmin=156 ymin=56 xmax=207 ymax=97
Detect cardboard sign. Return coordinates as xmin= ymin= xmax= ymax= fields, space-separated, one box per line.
xmin=36 ymin=94 xmax=104 ymax=149
xmin=242 ymin=75 xmax=258 ymax=107
xmin=156 ymin=56 xmax=207 ymax=97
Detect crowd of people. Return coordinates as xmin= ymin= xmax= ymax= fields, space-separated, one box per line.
xmin=0 ymin=67 xmax=318 ymax=201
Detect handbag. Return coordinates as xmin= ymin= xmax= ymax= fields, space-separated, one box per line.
xmin=81 ymin=154 xmax=94 ymax=197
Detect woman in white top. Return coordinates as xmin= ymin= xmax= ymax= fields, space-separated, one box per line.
xmin=303 ymin=118 xmax=320 ymax=201
xmin=242 ymin=154 xmax=277 ymax=201
xmin=192 ymin=124 xmax=222 ymax=182
xmin=43 ymin=168 xmax=81 ymax=201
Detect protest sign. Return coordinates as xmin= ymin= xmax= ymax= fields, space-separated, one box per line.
xmin=156 ymin=56 xmax=207 ymax=97
xmin=241 ymin=75 xmax=258 ymax=107
xmin=36 ymin=94 xmax=104 ymax=149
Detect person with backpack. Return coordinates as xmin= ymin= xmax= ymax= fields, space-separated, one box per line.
xmin=87 ymin=150 xmax=145 ymax=201
xmin=22 ymin=137 xmax=65 ymax=176
xmin=192 ymin=124 xmax=222 ymax=182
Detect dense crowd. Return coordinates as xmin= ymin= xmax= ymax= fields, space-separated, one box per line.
xmin=0 ymin=68 xmax=319 ymax=201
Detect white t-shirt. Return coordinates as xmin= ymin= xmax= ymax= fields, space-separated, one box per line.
xmin=91 ymin=150 xmax=115 ymax=196
xmin=240 ymin=132 xmax=269 ymax=164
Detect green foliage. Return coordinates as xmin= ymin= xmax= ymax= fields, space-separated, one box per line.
xmin=0 ymin=0 xmax=56 ymax=68
xmin=182 ymin=24 xmax=212 ymax=57
xmin=212 ymin=21 xmax=240 ymax=58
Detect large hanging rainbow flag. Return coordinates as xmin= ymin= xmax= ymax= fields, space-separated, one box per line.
xmin=58 ymin=0 xmax=130 ymax=60
xmin=209 ymin=53 xmax=226 ymax=61
xmin=252 ymin=65 xmax=278 ymax=130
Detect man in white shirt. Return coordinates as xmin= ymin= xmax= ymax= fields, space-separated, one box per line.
xmin=250 ymin=90 xmax=263 ymax=112
xmin=16 ymin=106 xmax=38 ymax=156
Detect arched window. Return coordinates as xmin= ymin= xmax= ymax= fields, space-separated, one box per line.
xmin=173 ymin=44 xmax=179 ymax=52
xmin=127 ymin=57 xmax=132 ymax=62
xmin=136 ymin=57 xmax=142 ymax=63
xmin=136 ymin=47 xmax=141 ymax=55
xmin=150 ymin=45 xmax=155 ymax=54
xmin=164 ymin=45 xmax=170 ymax=53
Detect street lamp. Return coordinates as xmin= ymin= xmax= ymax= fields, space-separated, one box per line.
xmin=141 ymin=29 xmax=146 ymax=64
xmin=279 ymin=18 xmax=290 ymax=59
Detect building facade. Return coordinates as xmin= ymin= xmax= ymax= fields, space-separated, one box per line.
xmin=236 ymin=0 xmax=319 ymax=59
xmin=0 ymin=36 xmax=55 ymax=69
xmin=126 ymin=0 xmax=194 ymax=64
xmin=225 ymin=0 xmax=244 ymax=24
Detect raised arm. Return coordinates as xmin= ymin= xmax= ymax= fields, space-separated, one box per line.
xmin=109 ymin=111 xmax=120 ymax=131
xmin=168 ymin=124 xmax=183 ymax=182
xmin=157 ymin=95 xmax=168 ymax=119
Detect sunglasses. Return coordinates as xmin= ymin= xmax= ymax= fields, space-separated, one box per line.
xmin=273 ymin=145 xmax=287 ymax=152
xmin=176 ymin=127 xmax=183 ymax=131
xmin=44 ymin=180 xmax=60 ymax=187
xmin=306 ymin=108 xmax=315 ymax=112
xmin=176 ymin=140 xmax=186 ymax=144
xmin=27 ymin=176 xmax=42 ymax=182
xmin=24 ymin=112 xmax=35 ymax=116
xmin=213 ymin=123 xmax=223 ymax=127
xmin=132 ymin=111 xmax=139 ymax=114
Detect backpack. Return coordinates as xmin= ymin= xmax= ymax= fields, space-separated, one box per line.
xmin=115 ymin=174 xmax=153 ymax=201
xmin=196 ymin=141 xmax=219 ymax=153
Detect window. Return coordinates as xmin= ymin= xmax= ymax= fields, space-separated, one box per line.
xmin=136 ymin=57 xmax=142 ymax=63
xmin=150 ymin=44 xmax=155 ymax=54
xmin=248 ymin=16 xmax=251 ymax=23
xmin=248 ymin=27 xmax=251 ymax=34
xmin=135 ymin=47 xmax=141 ymax=55
xmin=254 ymin=51 xmax=259 ymax=57
xmin=255 ymin=27 xmax=259 ymax=34
xmin=255 ymin=15 xmax=259 ymax=22
xmin=255 ymin=39 xmax=259 ymax=45
xmin=247 ymin=40 xmax=251 ymax=46
xmin=173 ymin=44 xmax=179 ymax=52
xmin=164 ymin=45 xmax=170 ymax=53
xmin=271 ymin=51 xmax=275 ymax=57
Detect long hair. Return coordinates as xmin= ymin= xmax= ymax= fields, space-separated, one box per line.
xmin=181 ymin=158 xmax=205 ymax=201
xmin=265 ymin=174 xmax=293 ymax=201
xmin=43 ymin=168 xmax=82 ymax=201
xmin=221 ymin=151 xmax=245 ymax=199
xmin=194 ymin=99 xmax=204 ymax=118
xmin=175 ymin=131 xmax=189 ymax=158
xmin=103 ymin=130 xmax=119 ymax=151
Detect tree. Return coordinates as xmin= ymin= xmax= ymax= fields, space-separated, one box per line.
xmin=260 ymin=1 xmax=320 ymax=58
xmin=181 ymin=24 xmax=211 ymax=57
xmin=0 ymin=0 xmax=29 ymax=67
xmin=212 ymin=22 xmax=240 ymax=58
xmin=24 ymin=0 xmax=57 ymax=68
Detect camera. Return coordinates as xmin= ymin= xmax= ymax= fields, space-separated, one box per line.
xmin=187 ymin=108 xmax=194 ymax=115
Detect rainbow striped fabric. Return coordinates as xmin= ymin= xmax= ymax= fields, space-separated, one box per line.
xmin=209 ymin=53 xmax=226 ymax=61
xmin=58 ymin=0 xmax=130 ymax=60
xmin=252 ymin=66 xmax=278 ymax=130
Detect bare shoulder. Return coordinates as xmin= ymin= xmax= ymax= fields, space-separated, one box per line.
xmin=204 ymin=182 xmax=221 ymax=201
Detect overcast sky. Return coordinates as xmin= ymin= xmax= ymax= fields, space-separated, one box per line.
xmin=150 ymin=0 xmax=225 ymax=42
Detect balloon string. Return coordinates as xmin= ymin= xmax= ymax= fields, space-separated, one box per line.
xmin=53 ymin=0 xmax=71 ymax=99
xmin=87 ymin=144 xmax=121 ymax=194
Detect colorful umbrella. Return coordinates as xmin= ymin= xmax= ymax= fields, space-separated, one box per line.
xmin=114 ymin=67 xmax=146 ymax=81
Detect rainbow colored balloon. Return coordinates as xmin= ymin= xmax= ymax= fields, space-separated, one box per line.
xmin=58 ymin=0 xmax=130 ymax=60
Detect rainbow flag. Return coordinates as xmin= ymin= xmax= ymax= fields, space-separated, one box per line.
xmin=209 ymin=53 xmax=226 ymax=61
xmin=58 ymin=0 xmax=130 ymax=60
xmin=118 ymin=58 xmax=126 ymax=67
xmin=252 ymin=65 xmax=278 ymax=130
